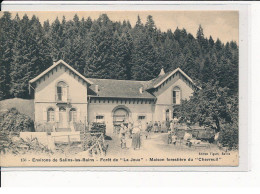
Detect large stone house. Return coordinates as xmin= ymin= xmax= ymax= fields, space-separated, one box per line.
xmin=29 ymin=60 xmax=197 ymax=133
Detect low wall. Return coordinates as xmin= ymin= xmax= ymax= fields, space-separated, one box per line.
xmin=19 ymin=131 xmax=81 ymax=150
xmin=51 ymin=132 xmax=81 ymax=143
xmin=20 ymin=132 xmax=54 ymax=149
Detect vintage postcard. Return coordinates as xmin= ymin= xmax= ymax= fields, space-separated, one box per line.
xmin=0 ymin=10 xmax=241 ymax=167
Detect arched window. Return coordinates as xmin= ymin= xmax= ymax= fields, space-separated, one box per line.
xmin=172 ymin=87 xmax=181 ymax=105
xmin=47 ymin=108 xmax=55 ymax=122
xmin=69 ymin=108 xmax=77 ymax=122
xmin=57 ymin=81 xmax=68 ymax=101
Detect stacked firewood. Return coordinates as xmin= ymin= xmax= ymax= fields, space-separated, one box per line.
xmin=82 ymin=132 xmax=108 ymax=156
xmin=90 ymin=122 xmax=106 ymax=135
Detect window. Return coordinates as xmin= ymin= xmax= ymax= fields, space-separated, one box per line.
xmin=59 ymin=107 xmax=66 ymax=112
xmin=96 ymin=115 xmax=104 ymax=123
xmin=47 ymin=108 xmax=55 ymax=122
xmin=57 ymin=81 xmax=68 ymax=101
xmin=57 ymin=86 xmax=62 ymax=100
xmin=173 ymin=87 xmax=181 ymax=104
xmin=138 ymin=116 xmax=146 ymax=120
xmin=69 ymin=108 xmax=77 ymax=122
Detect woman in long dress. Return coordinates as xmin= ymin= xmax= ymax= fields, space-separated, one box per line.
xmin=132 ymin=125 xmax=141 ymax=150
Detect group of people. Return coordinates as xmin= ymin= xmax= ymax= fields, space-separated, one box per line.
xmin=118 ymin=122 xmax=142 ymax=150
xmin=117 ymin=118 xmax=179 ymax=150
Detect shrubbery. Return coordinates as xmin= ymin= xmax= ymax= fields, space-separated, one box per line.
xmin=219 ymin=123 xmax=238 ymax=150
xmin=0 ymin=108 xmax=35 ymax=132
xmin=0 ymin=131 xmax=53 ymax=155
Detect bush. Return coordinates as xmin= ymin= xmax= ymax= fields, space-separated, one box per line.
xmin=0 ymin=131 xmax=53 ymax=155
xmin=219 ymin=123 xmax=238 ymax=150
xmin=0 ymin=108 xmax=35 ymax=132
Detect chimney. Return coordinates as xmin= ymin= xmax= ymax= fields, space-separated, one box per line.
xmin=139 ymin=87 xmax=143 ymax=94
xmin=95 ymin=85 xmax=99 ymax=94
xmin=159 ymin=68 xmax=165 ymax=76
xmin=53 ymin=58 xmax=58 ymax=64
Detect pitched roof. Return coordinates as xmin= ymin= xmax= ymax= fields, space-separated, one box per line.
xmin=88 ymin=78 xmax=155 ymax=99
xmin=29 ymin=59 xmax=196 ymax=99
xmin=144 ymin=67 xmax=195 ymax=90
xmin=29 ymin=60 xmax=93 ymax=85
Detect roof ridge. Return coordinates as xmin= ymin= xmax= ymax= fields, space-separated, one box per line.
xmin=29 ymin=59 xmax=93 ymax=85
xmin=88 ymin=78 xmax=150 ymax=83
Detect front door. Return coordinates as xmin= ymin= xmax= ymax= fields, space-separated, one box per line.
xmin=113 ymin=108 xmax=129 ymax=133
xmin=59 ymin=107 xmax=67 ymax=128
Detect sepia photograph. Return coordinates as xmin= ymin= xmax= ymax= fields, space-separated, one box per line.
xmin=0 ymin=10 xmax=239 ymax=167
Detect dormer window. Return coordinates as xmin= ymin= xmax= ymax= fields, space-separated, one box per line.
xmin=173 ymin=86 xmax=181 ymax=104
xmin=56 ymin=81 xmax=68 ymax=102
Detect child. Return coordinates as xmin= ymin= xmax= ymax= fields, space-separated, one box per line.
xmin=120 ymin=133 xmax=126 ymax=149
xmin=168 ymin=132 xmax=172 ymax=144
xmin=171 ymin=133 xmax=177 ymax=145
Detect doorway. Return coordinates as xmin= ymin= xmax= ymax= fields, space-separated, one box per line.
xmin=113 ymin=107 xmax=129 ymax=133
xmin=59 ymin=107 xmax=67 ymax=128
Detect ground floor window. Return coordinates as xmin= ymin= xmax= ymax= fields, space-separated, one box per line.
xmin=69 ymin=108 xmax=77 ymax=122
xmin=96 ymin=115 xmax=105 ymax=123
xmin=138 ymin=115 xmax=146 ymax=120
xmin=47 ymin=108 xmax=55 ymax=122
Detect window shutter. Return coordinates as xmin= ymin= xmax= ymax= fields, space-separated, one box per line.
xmin=176 ymin=91 xmax=181 ymax=104
xmin=55 ymin=108 xmax=59 ymax=122
xmin=43 ymin=108 xmax=47 ymax=122
xmin=63 ymin=86 xmax=67 ymax=101
xmin=169 ymin=110 xmax=172 ymax=120
xmin=77 ymin=108 xmax=81 ymax=122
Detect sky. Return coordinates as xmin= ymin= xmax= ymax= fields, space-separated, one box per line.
xmin=1 ymin=11 xmax=239 ymax=43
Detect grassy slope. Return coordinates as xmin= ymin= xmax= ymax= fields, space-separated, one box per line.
xmin=0 ymin=98 xmax=34 ymax=120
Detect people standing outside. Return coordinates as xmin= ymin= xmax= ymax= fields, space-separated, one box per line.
xmin=158 ymin=121 xmax=162 ymax=133
xmin=128 ymin=122 xmax=133 ymax=138
xmin=144 ymin=122 xmax=149 ymax=139
xmin=170 ymin=120 xmax=175 ymax=133
xmin=132 ymin=124 xmax=141 ymax=150
xmin=148 ymin=121 xmax=153 ymax=132
xmin=161 ymin=121 xmax=167 ymax=133
xmin=166 ymin=120 xmax=170 ymax=132
xmin=154 ymin=121 xmax=158 ymax=133
xmin=120 ymin=123 xmax=127 ymax=149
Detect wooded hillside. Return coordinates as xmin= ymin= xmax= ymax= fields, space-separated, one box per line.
xmin=0 ymin=12 xmax=238 ymax=100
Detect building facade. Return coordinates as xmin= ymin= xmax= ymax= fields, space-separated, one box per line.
xmin=29 ymin=60 xmax=197 ymax=134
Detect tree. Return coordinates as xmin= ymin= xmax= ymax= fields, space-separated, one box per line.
xmin=209 ymin=35 xmax=214 ymax=48
xmin=175 ymin=81 xmax=237 ymax=133
xmin=0 ymin=12 xmax=14 ymax=100
xmin=0 ymin=108 xmax=34 ymax=132
xmin=0 ymin=12 xmax=239 ymax=103
xmin=84 ymin=14 xmax=115 ymax=79
xmin=196 ymin=24 xmax=204 ymax=42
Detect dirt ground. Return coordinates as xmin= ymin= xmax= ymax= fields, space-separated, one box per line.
xmin=104 ymin=132 xmax=221 ymax=158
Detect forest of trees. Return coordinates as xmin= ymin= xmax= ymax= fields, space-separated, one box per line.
xmin=0 ymin=12 xmax=238 ymax=100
